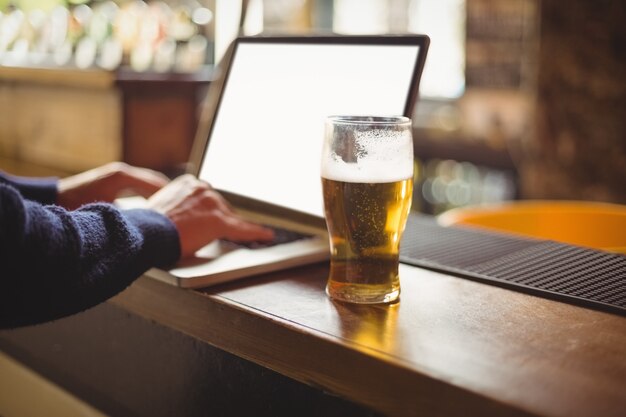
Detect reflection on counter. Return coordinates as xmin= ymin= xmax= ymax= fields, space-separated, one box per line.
xmin=0 ymin=0 xmax=213 ymax=72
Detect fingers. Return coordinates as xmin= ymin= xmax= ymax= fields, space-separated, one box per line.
xmin=198 ymin=190 xmax=274 ymax=242
xmin=118 ymin=165 xmax=170 ymax=198
xmin=146 ymin=173 xmax=274 ymax=258
xmin=201 ymin=188 xmax=233 ymax=213
xmin=218 ymin=214 xmax=275 ymax=242
xmin=61 ymin=162 xmax=171 ymax=205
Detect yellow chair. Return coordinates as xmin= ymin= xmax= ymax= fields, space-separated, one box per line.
xmin=438 ymin=201 xmax=626 ymax=254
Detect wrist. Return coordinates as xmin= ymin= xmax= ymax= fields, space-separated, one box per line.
xmin=123 ymin=208 xmax=182 ymax=265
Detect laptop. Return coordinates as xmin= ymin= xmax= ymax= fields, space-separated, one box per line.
xmin=143 ymin=35 xmax=430 ymax=288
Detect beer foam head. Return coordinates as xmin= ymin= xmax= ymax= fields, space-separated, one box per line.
xmin=321 ymin=128 xmax=414 ymax=183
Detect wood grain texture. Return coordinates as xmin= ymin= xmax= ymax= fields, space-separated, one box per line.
xmin=0 ymin=76 xmax=122 ymax=172
xmin=10 ymin=85 xmax=122 ymax=171
xmin=111 ymin=263 xmax=626 ymax=417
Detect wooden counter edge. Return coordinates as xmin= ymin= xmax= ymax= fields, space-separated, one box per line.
xmin=110 ymin=276 xmax=539 ymax=417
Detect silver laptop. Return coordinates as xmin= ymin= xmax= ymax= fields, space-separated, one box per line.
xmin=146 ymin=35 xmax=430 ymax=288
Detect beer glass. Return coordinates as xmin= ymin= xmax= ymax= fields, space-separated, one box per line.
xmin=321 ymin=116 xmax=414 ymax=304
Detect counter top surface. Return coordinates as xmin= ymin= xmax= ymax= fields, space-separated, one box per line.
xmin=111 ymin=261 xmax=626 ymax=417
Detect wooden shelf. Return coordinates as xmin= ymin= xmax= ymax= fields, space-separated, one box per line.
xmin=0 ymin=65 xmax=115 ymax=89
xmin=0 ymin=65 xmax=212 ymax=174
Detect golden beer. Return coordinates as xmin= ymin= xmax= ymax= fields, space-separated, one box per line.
xmin=322 ymin=177 xmax=413 ymax=303
xmin=321 ymin=115 xmax=414 ymax=304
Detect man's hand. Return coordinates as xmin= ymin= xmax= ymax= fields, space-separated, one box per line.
xmin=146 ymin=175 xmax=274 ymax=258
xmin=57 ymin=162 xmax=169 ymax=210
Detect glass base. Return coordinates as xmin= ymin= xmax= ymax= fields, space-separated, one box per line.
xmin=326 ymin=280 xmax=400 ymax=304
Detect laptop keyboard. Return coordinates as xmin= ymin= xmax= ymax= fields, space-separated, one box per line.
xmin=222 ymin=225 xmax=314 ymax=249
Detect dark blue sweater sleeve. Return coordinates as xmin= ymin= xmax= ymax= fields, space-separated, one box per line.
xmin=0 ymin=183 xmax=181 ymax=328
xmin=0 ymin=170 xmax=58 ymax=204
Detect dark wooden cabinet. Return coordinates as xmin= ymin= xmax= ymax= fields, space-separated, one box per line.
xmin=116 ymin=67 xmax=212 ymax=175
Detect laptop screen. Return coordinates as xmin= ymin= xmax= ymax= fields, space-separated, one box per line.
xmin=198 ymin=37 xmax=427 ymax=219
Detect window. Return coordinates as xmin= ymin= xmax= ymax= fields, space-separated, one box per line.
xmin=218 ymin=0 xmax=466 ymax=99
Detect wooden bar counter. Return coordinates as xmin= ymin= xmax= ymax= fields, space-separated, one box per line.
xmin=1 ymin=261 xmax=625 ymax=416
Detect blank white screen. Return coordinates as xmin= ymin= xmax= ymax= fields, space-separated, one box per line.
xmin=198 ymin=42 xmax=419 ymax=218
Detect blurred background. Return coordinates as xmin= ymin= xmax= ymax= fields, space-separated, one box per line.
xmin=0 ymin=0 xmax=624 ymax=214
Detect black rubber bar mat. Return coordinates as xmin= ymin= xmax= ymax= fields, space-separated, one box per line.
xmin=400 ymin=214 xmax=626 ymax=316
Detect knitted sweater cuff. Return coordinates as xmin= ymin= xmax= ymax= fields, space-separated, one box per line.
xmin=122 ymin=209 xmax=181 ymax=267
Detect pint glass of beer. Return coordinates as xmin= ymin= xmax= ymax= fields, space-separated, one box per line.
xmin=321 ymin=116 xmax=414 ymax=304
